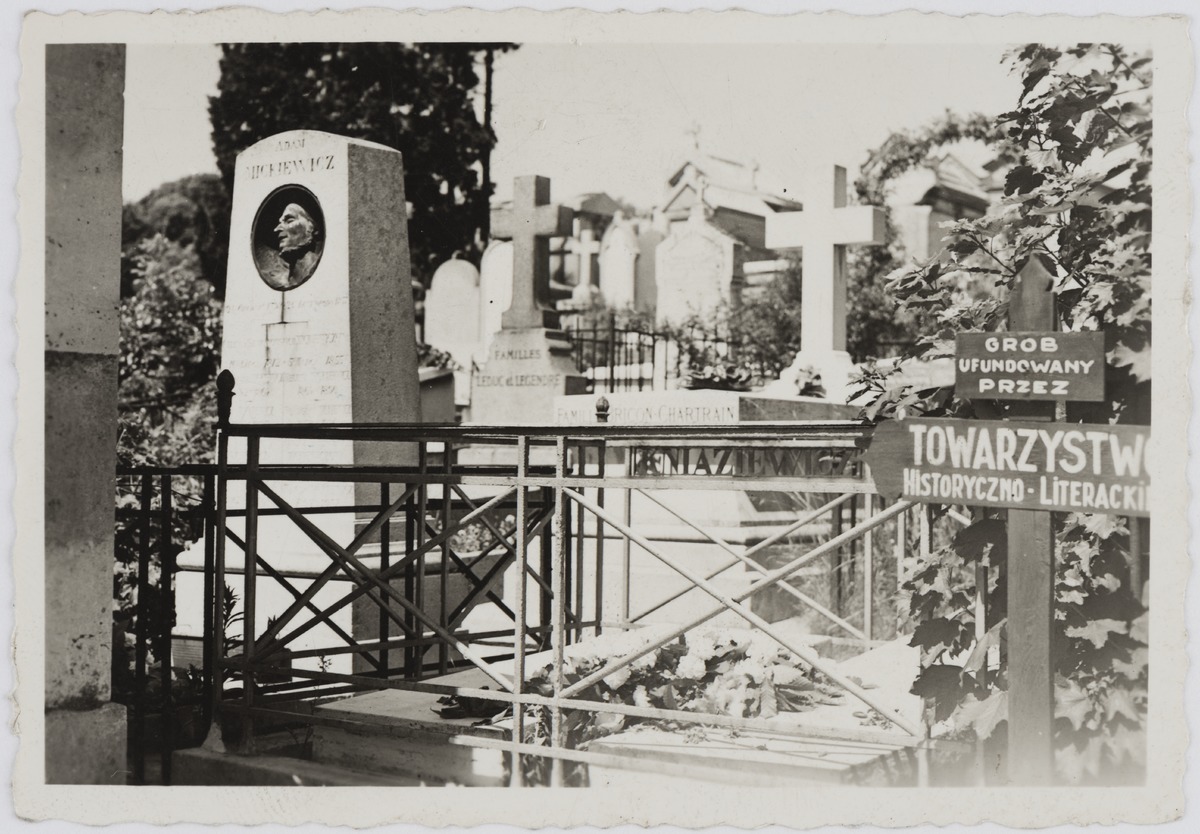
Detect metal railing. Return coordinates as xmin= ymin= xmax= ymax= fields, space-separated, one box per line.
xmin=564 ymin=314 xmax=741 ymax=393
xmin=204 ymin=385 xmax=949 ymax=783
xmin=114 ymin=370 xmax=968 ymax=786
xmin=115 ymin=465 xmax=217 ymax=785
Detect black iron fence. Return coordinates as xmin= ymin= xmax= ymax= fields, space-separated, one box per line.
xmin=114 ymin=465 xmax=217 ymax=785
xmin=564 ymin=314 xmax=741 ymax=393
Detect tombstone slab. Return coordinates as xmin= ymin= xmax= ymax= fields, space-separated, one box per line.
xmin=472 ymin=328 xmax=588 ymax=423
xmin=600 ymin=214 xmax=639 ymax=308
xmin=635 ymin=222 xmax=665 ymax=316
xmin=478 ymin=240 xmax=514 ymax=356
xmin=426 ymin=257 xmax=482 ymax=407
xmin=554 ymin=389 xmax=856 ymax=426
xmin=221 ymin=129 xmax=420 ymax=440
xmin=655 ymin=205 xmax=741 ymax=324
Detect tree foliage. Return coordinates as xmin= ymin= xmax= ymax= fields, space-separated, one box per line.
xmin=209 ymin=43 xmax=513 ymax=284
xmin=861 ymin=44 xmax=1151 ymax=783
xmin=123 ymin=174 xmax=231 ymax=297
xmin=118 ymin=234 xmax=222 ymax=467
xmin=846 ymin=111 xmax=1011 ymax=362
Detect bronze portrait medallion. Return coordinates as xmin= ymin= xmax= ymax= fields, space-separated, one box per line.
xmin=251 ymin=184 xmax=326 ymax=290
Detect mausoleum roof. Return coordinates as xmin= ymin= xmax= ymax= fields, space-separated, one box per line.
xmin=665 ymin=153 xmax=802 ymax=215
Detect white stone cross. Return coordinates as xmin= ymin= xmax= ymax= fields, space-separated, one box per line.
xmin=490 ymin=175 xmax=574 ymax=330
xmin=567 ymin=227 xmax=602 ymax=290
xmin=765 ymin=165 xmax=886 ymax=353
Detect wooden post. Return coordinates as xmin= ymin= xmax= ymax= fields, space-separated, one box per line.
xmin=863 ymin=493 xmax=874 ymax=644
xmin=1005 ymin=259 xmax=1057 ymax=785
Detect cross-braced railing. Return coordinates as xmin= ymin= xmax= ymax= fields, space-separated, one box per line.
xmin=209 ymin=403 xmax=948 ymax=785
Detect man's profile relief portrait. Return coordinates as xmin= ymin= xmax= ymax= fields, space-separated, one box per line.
xmin=251 ymin=185 xmax=324 ymax=290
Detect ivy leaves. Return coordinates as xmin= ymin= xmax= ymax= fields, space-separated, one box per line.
xmin=864 ymin=43 xmax=1151 ymax=782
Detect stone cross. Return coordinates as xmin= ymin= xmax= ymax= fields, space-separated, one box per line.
xmin=490 ymin=175 xmax=574 ymax=329
xmin=765 ymin=165 xmax=886 ymax=353
xmin=567 ymin=227 xmax=602 ymax=290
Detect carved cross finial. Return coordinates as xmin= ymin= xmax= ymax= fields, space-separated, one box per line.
xmin=490 ymin=176 xmax=574 ymax=330
xmin=765 ymin=164 xmax=887 ymax=353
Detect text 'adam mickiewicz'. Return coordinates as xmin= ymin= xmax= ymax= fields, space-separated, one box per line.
xmin=248 ymin=155 xmax=336 ymax=180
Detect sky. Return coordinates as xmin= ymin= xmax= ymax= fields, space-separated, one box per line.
xmin=123 ymin=42 xmax=1020 ymax=208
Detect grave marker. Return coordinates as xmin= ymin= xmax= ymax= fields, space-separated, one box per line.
xmin=179 ymin=130 xmax=422 ymax=673
xmin=567 ymin=227 xmax=602 ymax=294
xmin=426 ymin=257 xmax=482 ymax=406
xmin=490 ymin=175 xmax=573 ymax=330
xmin=221 ymin=130 xmax=420 ymax=441
xmin=470 ymin=176 xmax=587 ymax=423
xmin=765 ymin=165 xmax=886 ymax=400
xmin=479 ymin=240 xmax=514 ymax=352
xmin=599 ymin=212 xmax=638 ymax=308
xmin=655 ymin=203 xmax=738 ymax=324
xmin=864 ymin=259 xmax=1149 ymax=785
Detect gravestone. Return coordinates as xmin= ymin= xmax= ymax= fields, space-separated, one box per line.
xmin=426 ymin=256 xmax=482 ymax=407
xmin=478 ymin=240 xmax=514 ymax=355
xmin=567 ymin=227 xmax=605 ymax=312
xmin=554 ymin=389 xmax=855 ymax=426
xmin=635 ymin=218 xmax=665 ymax=316
xmin=764 ymin=164 xmax=887 ymax=401
xmin=178 ymin=130 xmax=422 ymax=673
xmin=599 ymin=212 xmax=639 ymax=308
xmin=221 ymin=130 xmax=420 ymax=434
xmin=655 ymin=203 xmax=741 ymax=324
xmin=567 ymin=227 xmax=602 ymax=296
xmin=470 ymin=176 xmax=587 ymax=423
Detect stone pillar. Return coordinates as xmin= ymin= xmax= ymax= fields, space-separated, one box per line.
xmin=43 ymin=44 xmax=128 ymax=784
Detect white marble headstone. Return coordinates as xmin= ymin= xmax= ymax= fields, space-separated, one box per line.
xmin=222 ymin=130 xmax=420 ymax=442
xmin=426 ymin=257 xmax=482 ymax=406
xmin=654 ymin=208 xmax=738 ymax=324
xmin=478 ymin=240 xmax=514 ymax=358
xmin=600 ymin=215 xmax=638 ymax=308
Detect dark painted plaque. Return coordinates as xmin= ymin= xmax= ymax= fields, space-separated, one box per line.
xmin=955 ymin=331 xmax=1106 ymax=401
xmin=864 ymin=417 xmax=1150 ymax=516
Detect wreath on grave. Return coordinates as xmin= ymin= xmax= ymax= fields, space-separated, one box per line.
xmin=683 ymin=363 xmax=753 ymax=392
xmin=488 ymin=627 xmax=848 ymax=786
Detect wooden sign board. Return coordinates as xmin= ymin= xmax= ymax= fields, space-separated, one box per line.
xmin=865 ymin=417 xmax=1150 ymax=516
xmin=955 ymin=331 xmax=1106 ymax=401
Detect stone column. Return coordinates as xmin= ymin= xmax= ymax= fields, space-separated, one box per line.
xmin=43 ymin=43 xmax=128 ymax=784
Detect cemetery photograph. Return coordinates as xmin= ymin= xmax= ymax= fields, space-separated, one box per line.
xmin=15 ymin=7 xmax=1191 ymax=828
